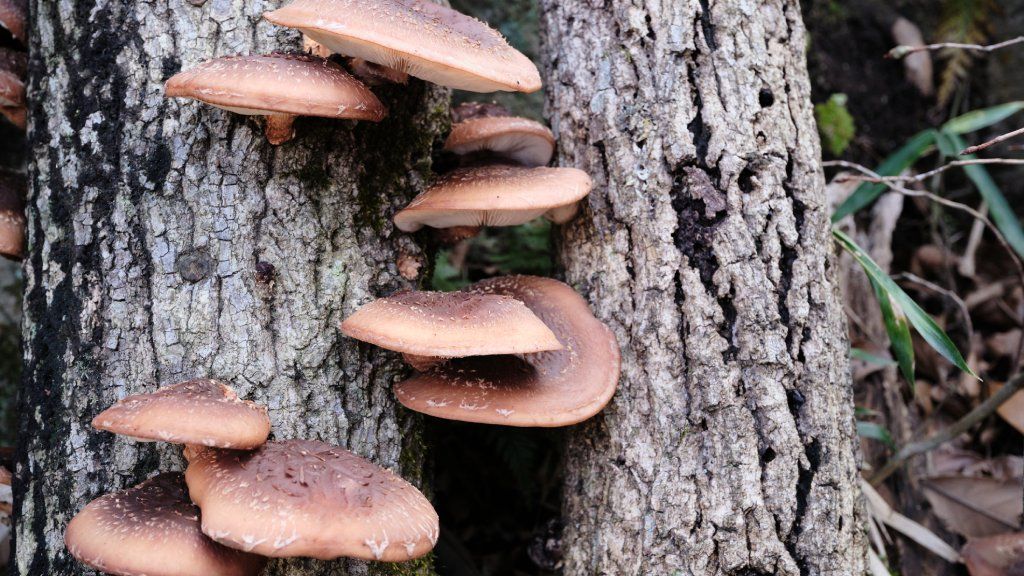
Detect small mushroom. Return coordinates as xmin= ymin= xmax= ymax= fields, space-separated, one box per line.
xmin=348 ymin=57 xmax=409 ymax=86
xmin=0 ymin=172 xmax=25 ymax=262
xmin=445 ymin=116 xmax=555 ymax=167
xmin=165 ymin=52 xmax=386 ymax=145
xmin=393 ymin=164 xmax=592 ymax=234
xmin=394 ymin=275 xmax=620 ymax=427
xmin=340 ymin=290 xmax=563 ymax=362
xmin=264 ymin=0 xmax=541 ymax=93
xmin=451 ymin=101 xmax=511 ymax=123
xmin=0 ymin=0 xmax=26 ymax=45
xmin=92 ymin=378 xmax=271 ymax=450
xmin=65 ymin=473 xmax=267 ymax=576
xmin=0 ymin=69 xmax=23 ymax=109
xmin=0 ymin=48 xmax=26 ymax=80
xmin=185 ymin=439 xmax=439 ymax=561
xmin=302 ymin=35 xmax=332 ymax=59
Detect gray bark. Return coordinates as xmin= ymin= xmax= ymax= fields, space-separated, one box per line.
xmin=539 ymin=0 xmax=866 ymax=574
xmin=14 ymin=1 xmax=446 ymax=575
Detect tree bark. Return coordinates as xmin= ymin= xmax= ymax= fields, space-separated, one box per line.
xmin=13 ymin=1 xmax=447 ymax=575
xmin=539 ymin=0 xmax=866 ymax=574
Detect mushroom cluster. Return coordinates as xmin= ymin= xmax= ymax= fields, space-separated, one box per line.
xmin=66 ymin=379 xmax=438 ymax=574
xmin=165 ymin=0 xmax=540 ymax=145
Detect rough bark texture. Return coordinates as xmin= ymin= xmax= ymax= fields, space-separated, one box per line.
xmin=539 ymin=0 xmax=866 ymax=574
xmin=14 ymin=1 xmax=447 ymax=575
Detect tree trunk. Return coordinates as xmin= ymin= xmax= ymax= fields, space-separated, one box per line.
xmin=539 ymin=0 xmax=866 ymax=574
xmin=13 ymin=1 xmax=447 ymax=575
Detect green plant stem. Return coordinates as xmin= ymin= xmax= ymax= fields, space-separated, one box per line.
xmin=869 ymin=372 xmax=1024 ymax=485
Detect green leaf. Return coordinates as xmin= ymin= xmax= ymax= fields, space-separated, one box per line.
xmin=935 ymin=130 xmax=1024 ymax=259
xmin=831 ymin=129 xmax=937 ymax=222
xmin=857 ymin=420 xmax=896 ymax=449
xmin=850 ymin=347 xmax=898 ymax=367
xmin=870 ymin=276 xmax=916 ymax=384
xmin=834 ymin=229 xmax=978 ymax=379
xmin=942 ymin=101 xmax=1024 ymax=135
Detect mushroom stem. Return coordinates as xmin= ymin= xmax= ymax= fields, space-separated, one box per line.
xmin=264 ymin=114 xmax=298 ymax=145
xmin=348 ymin=58 xmax=409 ymax=86
xmin=302 ymin=35 xmax=332 ymax=58
xmin=434 ymin=226 xmax=481 ymax=245
xmin=403 ymin=353 xmax=447 ymax=372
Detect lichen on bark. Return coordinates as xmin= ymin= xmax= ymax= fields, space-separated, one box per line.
xmin=14 ymin=1 xmax=447 ymax=575
xmin=539 ymin=0 xmax=866 ymax=573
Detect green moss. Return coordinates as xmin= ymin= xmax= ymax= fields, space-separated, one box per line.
xmin=814 ymin=93 xmax=856 ymax=157
xmin=370 ymin=553 xmax=437 ymax=576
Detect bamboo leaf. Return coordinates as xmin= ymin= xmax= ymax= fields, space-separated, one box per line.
xmin=935 ymin=130 xmax=1024 ymax=259
xmin=831 ymin=129 xmax=936 ymax=222
xmin=857 ymin=421 xmax=897 ymax=449
xmin=870 ymin=276 xmax=916 ymax=384
xmin=835 ymin=229 xmax=978 ymax=379
xmin=942 ymin=101 xmax=1024 ymax=135
xmin=851 ymin=347 xmax=898 ymax=367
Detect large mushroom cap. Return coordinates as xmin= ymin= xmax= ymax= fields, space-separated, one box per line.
xmin=0 ymin=172 xmax=25 ymax=261
xmin=394 ymin=165 xmax=592 ymax=232
xmin=341 ymin=290 xmax=563 ymax=358
xmin=394 ymin=275 xmax=620 ymax=427
xmin=164 ymin=53 xmax=386 ymax=122
xmin=263 ymin=0 xmax=541 ymax=93
xmin=92 ymin=378 xmax=271 ymax=450
xmin=444 ymin=116 xmax=555 ymax=167
xmin=185 ymin=439 xmax=439 ymax=561
xmin=65 ymin=473 xmax=267 ymax=576
xmin=0 ymin=0 xmax=26 ymax=44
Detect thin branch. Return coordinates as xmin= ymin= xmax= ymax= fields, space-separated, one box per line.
xmin=886 ymin=36 xmax=1024 ymax=59
xmin=832 ymin=159 xmax=1024 ymax=185
xmin=961 ymin=126 xmax=1024 ymax=155
xmin=869 ymin=372 xmax=1024 ymax=485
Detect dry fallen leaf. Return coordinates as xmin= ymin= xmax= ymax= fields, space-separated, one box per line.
xmin=962 ymin=532 xmax=1024 ymax=576
xmin=923 ymin=475 xmax=1022 ymax=538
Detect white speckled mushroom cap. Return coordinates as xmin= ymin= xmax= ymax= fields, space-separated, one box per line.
xmin=64 ymin=473 xmax=267 ymax=576
xmin=185 ymin=439 xmax=439 ymax=561
xmin=0 ymin=171 xmax=25 ymax=262
xmin=341 ymin=290 xmax=563 ymax=357
xmin=164 ymin=53 xmax=386 ymax=121
xmin=394 ymin=275 xmax=621 ymax=427
xmin=393 ymin=165 xmax=592 ymax=232
xmin=92 ymin=379 xmax=271 ymax=450
xmin=444 ymin=117 xmax=555 ymax=167
xmin=0 ymin=0 xmax=26 ymax=44
xmin=263 ymin=0 xmax=541 ymax=93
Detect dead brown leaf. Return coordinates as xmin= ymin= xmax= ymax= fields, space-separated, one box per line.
xmin=962 ymin=532 xmax=1024 ymax=576
xmin=923 ymin=475 xmax=1022 ymax=538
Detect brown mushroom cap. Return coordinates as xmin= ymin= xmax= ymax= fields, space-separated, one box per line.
xmin=0 ymin=70 xmax=23 ymax=109
xmin=0 ymin=106 xmax=24 ymax=130
xmin=0 ymin=0 xmax=26 ymax=44
xmin=164 ymin=53 xmax=386 ymax=121
xmin=263 ymin=0 xmax=541 ymax=93
xmin=0 ymin=48 xmax=26 ymax=79
xmin=393 ymin=165 xmax=592 ymax=232
xmin=444 ymin=117 xmax=555 ymax=167
xmin=341 ymin=290 xmax=563 ymax=358
xmin=65 ymin=473 xmax=267 ymax=576
xmin=185 ymin=439 xmax=439 ymax=561
xmin=0 ymin=172 xmax=25 ymax=261
xmin=92 ymin=379 xmax=271 ymax=450
xmin=394 ymin=275 xmax=620 ymax=427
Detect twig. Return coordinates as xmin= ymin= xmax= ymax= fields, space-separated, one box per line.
xmin=886 ymin=36 xmax=1024 ymax=59
xmin=825 ymin=159 xmax=1024 ymax=371
xmin=869 ymin=372 xmax=1024 ymax=485
xmin=961 ymin=126 xmax=1024 ymax=155
xmin=832 ymin=159 xmax=1024 ymax=185
xmin=958 ymin=200 xmax=987 ymax=278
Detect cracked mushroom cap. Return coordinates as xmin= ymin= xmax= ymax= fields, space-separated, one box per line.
xmin=64 ymin=473 xmax=267 ymax=576
xmin=445 ymin=116 xmax=555 ymax=167
xmin=393 ymin=165 xmax=592 ymax=232
xmin=92 ymin=379 xmax=271 ymax=450
xmin=341 ymin=290 xmax=563 ymax=358
xmin=0 ymin=0 xmax=25 ymax=44
xmin=185 ymin=439 xmax=439 ymax=561
xmin=394 ymin=275 xmax=620 ymax=427
xmin=164 ymin=53 xmax=386 ymax=122
xmin=263 ymin=0 xmax=541 ymax=93
xmin=0 ymin=172 xmax=25 ymax=261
